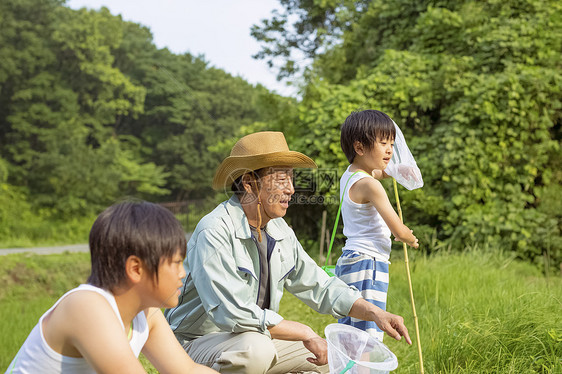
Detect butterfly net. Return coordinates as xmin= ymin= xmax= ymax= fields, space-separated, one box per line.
xmin=385 ymin=122 xmax=423 ymax=190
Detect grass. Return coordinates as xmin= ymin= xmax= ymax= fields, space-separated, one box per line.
xmin=0 ymin=252 xmax=91 ymax=368
xmin=0 ymin=204 xmax=207 ymax=249
xmin=385 ymin=249 xmax=562 ymax=373
xmin=1 ymin=249 xmax=561 ymax=373
xmin=0 ymin=216 xmax=94 ymax=249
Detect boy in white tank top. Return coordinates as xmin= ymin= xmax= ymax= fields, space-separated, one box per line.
xmin=5 ymin=201 xmax=217 ymax=374
xmin=335 ymin=110 xmax=419 ymax=342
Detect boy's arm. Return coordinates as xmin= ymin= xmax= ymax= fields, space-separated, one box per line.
xmin=350 ymin=178 xmax=418 ymax=248
xmin=52 ymin=291 xmax=147 ymax=373
xmin=141 ymin=308 xmax=218 ymax=373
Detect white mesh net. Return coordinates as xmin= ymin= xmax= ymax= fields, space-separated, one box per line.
xmin=325 ymin=324 xmax=398 ymax=374
xmin=384 ymin=122 xmax=423 ymax=190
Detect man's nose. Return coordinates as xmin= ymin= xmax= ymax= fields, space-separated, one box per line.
xmin=285 ymin=178 xmax=295 ymax=195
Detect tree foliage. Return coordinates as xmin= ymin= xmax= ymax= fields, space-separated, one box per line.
xmin=0 ymin=0 xmax=285 ymax=225
xmin=257 ymin=0 xmax=562 ymax=269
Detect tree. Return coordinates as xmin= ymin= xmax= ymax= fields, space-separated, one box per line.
xmin=112 ymin=21 xmax=293 ymax=200
xmin=257 ymin=0 xmax=562 ymax=268
xmin=251 ymin=0 xmax=370 ymax=79
xmin=0 ymin=2 xmax=169 ymax=216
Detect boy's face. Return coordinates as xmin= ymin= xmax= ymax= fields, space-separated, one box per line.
xmin=147 ymin=250 xmax=186 ymax=308
xmin=361 ymin=137 xmax=394 ymax=171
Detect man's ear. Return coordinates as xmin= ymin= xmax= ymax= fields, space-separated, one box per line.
xmin=125 ymin=255 xmax=144 ymax=284
xmin=241 ymin=173 xmax=256 ymax=195
xmin=353 ymin=141 xmax=365 ymax=156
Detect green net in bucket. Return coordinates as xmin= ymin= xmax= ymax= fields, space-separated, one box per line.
xmin=325 ymin=324 xmax=398 ymax=374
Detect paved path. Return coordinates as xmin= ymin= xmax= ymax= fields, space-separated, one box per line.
xmin=0 ymin=233 xmax=193 ymax=256
xmin=0 ymin=244 xmax=89 ymax=256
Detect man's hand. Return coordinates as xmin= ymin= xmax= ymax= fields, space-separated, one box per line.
xmin=348 ymin=298 xmax=412 ymax=345
xmin=373 ymin=310 xmax=412 ymax=345
xmin=302 ymin=336 xmax=328 ymax=366
xmin=268 ymin=320 xmax=328 ymax=366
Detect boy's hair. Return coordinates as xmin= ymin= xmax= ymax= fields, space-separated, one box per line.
xmin=87 ymin=201 xmax=186 ymax=290
xmin=340 ymin=110 xmax=396 ymax=163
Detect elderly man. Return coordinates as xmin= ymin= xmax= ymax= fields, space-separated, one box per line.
xmin=165 ymin=132 xmax=411 ymax=373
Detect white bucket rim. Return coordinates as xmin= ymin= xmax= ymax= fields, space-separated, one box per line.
xmin=325 ymin=324 xmax=398 ymax=371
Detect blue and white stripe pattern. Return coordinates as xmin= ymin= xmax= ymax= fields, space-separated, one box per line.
xmin=335 ymin=250 xmax=389 ymax=342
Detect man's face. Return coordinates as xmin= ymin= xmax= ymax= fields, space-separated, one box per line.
xmin=258 ymin=167 xmax=295 ymax=220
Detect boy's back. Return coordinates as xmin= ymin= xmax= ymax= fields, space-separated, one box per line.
xmin=7 ymin=285 xmax=148 ymax=373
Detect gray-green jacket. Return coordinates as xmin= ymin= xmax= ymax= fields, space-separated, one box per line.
xmin=165 ymin=196 xmax=361 ymax=340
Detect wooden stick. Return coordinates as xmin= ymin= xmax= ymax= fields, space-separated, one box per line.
xmin=393 ymin=178 xmax=424 ymax=374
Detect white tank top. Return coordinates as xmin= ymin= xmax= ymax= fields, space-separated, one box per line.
xmin=5 ymin=284 xmax=149 ymax=374
xmin=340 ymin=166 xmax=392 ymax=262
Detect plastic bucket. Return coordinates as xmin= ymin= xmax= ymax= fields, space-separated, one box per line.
xmin=325 ymin=324 xmax=398 ymax=374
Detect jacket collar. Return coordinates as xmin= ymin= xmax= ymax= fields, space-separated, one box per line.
xmin=225 ymin=195 xmax=288 ymax=241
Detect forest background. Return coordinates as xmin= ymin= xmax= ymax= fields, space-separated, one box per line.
xmin=0 ymin=0 xmax=561 ymax=274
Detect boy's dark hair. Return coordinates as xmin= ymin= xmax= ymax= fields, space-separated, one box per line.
xmin=87 ymin=201 xmax=186 ymax=290
xmin=340 ymin=110 xmax=396 ymax=163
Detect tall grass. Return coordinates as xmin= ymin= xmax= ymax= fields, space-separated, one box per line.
xmin=1 ymin=249 xmax=560 ymax=373
xmin=385 ymin=249 xmax=562 ymax=373
xmin=0 ymin=205 xmax=204 ymax=249
xmin=282 ymin=248 xmax=562 ymax=373
xmin=0 ymin=252 xmax=91 ymax=367
xmin=0 ymin=216 xmax=94 ymax=249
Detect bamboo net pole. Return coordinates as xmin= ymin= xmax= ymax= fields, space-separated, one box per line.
xmin=393 ymin=178 xmax=424 ymax=374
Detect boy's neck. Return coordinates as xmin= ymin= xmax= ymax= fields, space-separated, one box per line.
xmin=349 ymin=162 xmax=387 ymax=180
xmin=112 ymin=285 xmax=144 ymax=332
xmin=349 ymin=161 xmax=377 ymax=174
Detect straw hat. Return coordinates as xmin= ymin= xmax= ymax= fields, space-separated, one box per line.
xmin=212 ymin=131 xmax=317 ymax=190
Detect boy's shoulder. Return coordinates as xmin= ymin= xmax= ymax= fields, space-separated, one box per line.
xmin=352 ymin=175 xmax=382 ymax=190
xmin=41 ymin=288 xmax=120 ymax=357
xmin=343 ymin=168 xmax=380 ymax=188
xmin=347 ymin=173 xmax=386 ymax=204
xmin=48 ymin=288 xmax=116 ymax=330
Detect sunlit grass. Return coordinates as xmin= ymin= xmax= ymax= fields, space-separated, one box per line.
xmin=280 ymin=249 xmax=562 ymax=373
xmin=385 ymin=249 xmax=562 ymax=373
xmin=0 ymin=216 xmax=94 ymax=249
xmin=1 ymin=249 xmax=560 ymax=373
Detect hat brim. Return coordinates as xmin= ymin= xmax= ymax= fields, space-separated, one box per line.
xmin=212 ymin=151 xmax=317 ymax=190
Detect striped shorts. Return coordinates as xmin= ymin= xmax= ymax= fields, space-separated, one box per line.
xmin=335 ymin=250 xmax=389 ymax=342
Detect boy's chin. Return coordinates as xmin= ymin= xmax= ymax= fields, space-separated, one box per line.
xmin=163 ymin=295 xmax=180 ymax=309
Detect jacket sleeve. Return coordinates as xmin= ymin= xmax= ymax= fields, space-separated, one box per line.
xmin=283 ymin=232 xmax=362 ymax=318
xmin=187 ymin=226 xmax=283 ymax=337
